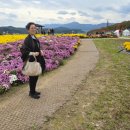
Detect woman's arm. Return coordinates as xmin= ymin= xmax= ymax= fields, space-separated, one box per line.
xmin=20 ymin=38 xmax=31 ymax=62
xmin=20 ymin=40 xmax=40 ymax=62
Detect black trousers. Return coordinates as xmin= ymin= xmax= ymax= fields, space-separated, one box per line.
xmin=29 ymin=76 xmax=39 ymax=94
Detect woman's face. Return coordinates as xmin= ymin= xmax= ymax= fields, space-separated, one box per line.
xmin=28 ymin=24 xmax=37 ymax=35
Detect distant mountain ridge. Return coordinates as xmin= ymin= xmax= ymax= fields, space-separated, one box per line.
xmin=0 ymin=26 xmax=27 ymax=34
xmin=53 ymin=27 xmax=84 ymax=33
xmin=44 ymin=22 xmax=114 ymax=32
xmin=0 ymin=22 xmax=114 ymax=34
xmin=88 ymin=20 xmax=130 ymax=33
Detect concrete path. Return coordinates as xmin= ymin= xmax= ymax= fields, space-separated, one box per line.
xmin=0 ymin=39 xmax=99 ymax=130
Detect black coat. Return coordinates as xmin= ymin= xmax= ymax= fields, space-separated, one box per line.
xmin=20 ymin=34 xmax=46 ymax=72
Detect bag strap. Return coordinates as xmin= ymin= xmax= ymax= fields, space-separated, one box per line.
xmin=31 ymin=38 xmax=35 ymax=52
xmin=33 ymin=55 xmax=37 ymax=61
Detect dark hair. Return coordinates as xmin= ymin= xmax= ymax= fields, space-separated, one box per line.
xmin=26 ymin=22 xmax=36 ymax=30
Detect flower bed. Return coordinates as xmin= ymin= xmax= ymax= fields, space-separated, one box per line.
xmin=0 ymin=34 xmax=43 ymax=44
xmin=123 ymin=42 xmax=130 ymax=51
xmin=0 ymin=36 xmax=80 ymax=93
xmin=56 ymin=34 xmax=117 ymax=38
xmin=56 ymin=34 xmax=89 ymax=38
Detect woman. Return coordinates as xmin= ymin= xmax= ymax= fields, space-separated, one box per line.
xmin=20 ymin=22 xmax=45 ymax=99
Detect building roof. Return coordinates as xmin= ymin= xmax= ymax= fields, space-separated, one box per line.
xmin=35 ymin=24 xmax=44 ymax=27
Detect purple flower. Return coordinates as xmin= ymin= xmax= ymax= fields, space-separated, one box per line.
xmin=0 ymin=36 xmax=79 ymax=90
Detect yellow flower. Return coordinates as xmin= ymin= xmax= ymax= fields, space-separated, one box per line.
xmin=73 ymin=45 xmax=78 ymax=49
xmin=123 ymin=42 xmax=130 ymax=50
xmin=55 ymin=33 xmax=88 ymax=38
xmin=125 ymin=45 xmax=130 ymax=50
xmin=0 ymin=34 xmax=43 ymax=44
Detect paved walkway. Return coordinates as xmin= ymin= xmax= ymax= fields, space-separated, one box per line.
xmin=0 ymin=39 xmax=99 ymax=130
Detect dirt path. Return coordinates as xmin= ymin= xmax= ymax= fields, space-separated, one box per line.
xmin=0 ymin=39 xmax=99 ymax=130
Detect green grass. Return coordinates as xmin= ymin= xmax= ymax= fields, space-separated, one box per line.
xmin=85 ymin=39 xmax=130 ymax=130
xmin=41 ymin=39 xmax=130 ymax=130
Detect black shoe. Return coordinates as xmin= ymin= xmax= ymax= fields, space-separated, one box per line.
xmin=35 ymin=91 xmax=41 ymax=95
xmin=29 ymin=93 xmax=40 ymax=99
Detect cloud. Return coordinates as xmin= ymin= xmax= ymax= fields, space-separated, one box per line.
xmin=92 ymin=15 xmax=103 ymax=20
xmin=92 ymin=6 xmax=117 ymax=12
xmin=0 ymin=0 xmax=130 ymax=26
xmin=32 ymin=0 xmax=41 ymax=4
xmin=78 ymin=11 xmax=90 ymax=17
xmin=57 ymin=11 xmax=69 ymax=15
xmin=57 ymin=10 xmax=77 ymax=16
xmin=66 ymin=17 xmax=76 ymax=22
xmin=57 ymin=16 xmax=63 ymax=19
xmin=70 ymin=12 xmax=76 ymax=15
xmin=118 ymin=3 xmax=130 ymax=14
xmin=0 ymin=12 xmax=17 ymax=20
xmin=0 ymin=12 xmax=7 ymax=16
xmin=28 ymin=11 xmax=31 ymax=15
xmin=9 ymin=13 xmax=17 ymax=18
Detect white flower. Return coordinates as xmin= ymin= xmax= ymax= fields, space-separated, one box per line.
xmin=3 ymin=70 xmax=10 ymax=74
xmin=9 ymin=74 xmax=18 ymax=84
xmin=49 ymin=40 xmax=53 ymax=42
xmin=3 ymin=84 xmax=9 ymax=90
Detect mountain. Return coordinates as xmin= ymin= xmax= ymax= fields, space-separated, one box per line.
xmin=44 ymin=22 xmax=114 ymax=32
xmin=54 ymin=27 xmax=84 ymax=33
xmin=0 ymin=22 xmax=114 ymax=34
xmin=88 ymin=20 xmax=130 ymax=33
xmin=0 ymin=26 xmax=27 ymax=34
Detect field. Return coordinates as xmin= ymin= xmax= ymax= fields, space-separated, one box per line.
xmin=41 ymin=38 xmax=130 ymax=130
xmin=0 ymin=35 xmax=130 ymax=130
xmin=0 ymin=34 xmax=80 ymax=93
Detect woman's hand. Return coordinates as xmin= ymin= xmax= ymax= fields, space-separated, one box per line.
xmin=35 ymin=52 xmax=39 ymax=56
xmin=29 ymin=52 xmax=39 ymax=56
xmin=40 ymin=50 xmax=43 ymax=55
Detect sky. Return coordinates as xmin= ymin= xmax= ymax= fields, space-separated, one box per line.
xmin=0 ymin=0 xmax=130 ymax=27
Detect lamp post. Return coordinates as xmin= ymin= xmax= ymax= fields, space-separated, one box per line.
xmin=107 ymin=19 xmax=109 ymax=27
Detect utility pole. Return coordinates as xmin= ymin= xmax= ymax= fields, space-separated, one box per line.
xmin=107 ymin=19 xmax=109 ymax=27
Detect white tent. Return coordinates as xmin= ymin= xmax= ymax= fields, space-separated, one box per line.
xmin=123 ymin=29 xmax=130 ymax=36
xmin=114 ymin=30 xmax=120 ymax=37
